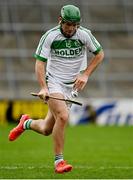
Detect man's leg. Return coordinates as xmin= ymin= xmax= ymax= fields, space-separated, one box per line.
xmin=30 ymin=110 xmax=55 ymax=135
xmin=8 ymin=110 xmax=55 ymax=141
xmin=48 ymin=93 xmax=73 ymax=173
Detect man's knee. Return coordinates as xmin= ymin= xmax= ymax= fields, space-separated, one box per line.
xmin=57 ymin=112 xmax=69 ymax=125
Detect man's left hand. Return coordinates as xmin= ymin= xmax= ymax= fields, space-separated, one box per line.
xmin=74 ymin=74 xmax=88 ymax=91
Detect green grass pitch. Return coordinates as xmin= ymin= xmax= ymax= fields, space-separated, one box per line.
xmin=0 ymin=124 xmax=133 ymax=179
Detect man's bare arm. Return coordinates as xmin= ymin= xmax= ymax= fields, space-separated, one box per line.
xmin=74 ymin=50 xmax=104 ymax=91
xmin=35 ymin=60 xmax=49 ymax=98
xmin=83 ymin=50 xmax=104 ymax=77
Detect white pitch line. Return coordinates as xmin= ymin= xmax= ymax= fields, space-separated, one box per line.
xmin=0 ymin=165 xmax=52 ymax=170
xmin=0 ymin=165 xmax=133 ymax=170
xmin=75 ymin=165 xmax=133 ymax=169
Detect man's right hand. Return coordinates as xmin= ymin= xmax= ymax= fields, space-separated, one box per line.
xmin=38 ymin=88 xmax=49 ymax=103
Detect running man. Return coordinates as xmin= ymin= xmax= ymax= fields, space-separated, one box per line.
xmin=9 ymin=5 xmax=104 ymax=173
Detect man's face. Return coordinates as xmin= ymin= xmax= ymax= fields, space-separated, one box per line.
xmin=61 ymin=21 xmax=79 ymax=38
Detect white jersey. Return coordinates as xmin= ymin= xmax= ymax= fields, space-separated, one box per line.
xmin=34 ymin=25 xmax=102 ymax=83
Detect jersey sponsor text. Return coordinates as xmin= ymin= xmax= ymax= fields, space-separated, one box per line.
xmin=53 ymin=47 xmax=82 ymax=58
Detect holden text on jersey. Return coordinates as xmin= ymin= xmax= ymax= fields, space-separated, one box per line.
xmin=53 ymin=47 xmax=82 ymax=58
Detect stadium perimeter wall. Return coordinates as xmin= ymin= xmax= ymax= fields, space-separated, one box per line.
xmin=0 ymin=99 xmax=133 ymax=126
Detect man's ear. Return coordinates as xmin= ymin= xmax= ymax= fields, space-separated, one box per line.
xmin=58 ymin=16 xmax=62 ymax=24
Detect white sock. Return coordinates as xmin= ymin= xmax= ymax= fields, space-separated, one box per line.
xmin=54 ymin=154 xmax=63 ymax=166
xmin=23 ymin=119 xmax=32 ymax=129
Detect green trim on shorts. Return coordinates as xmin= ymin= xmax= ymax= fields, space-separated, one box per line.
xmin=63 ymin=81 xmax=75 ymax=85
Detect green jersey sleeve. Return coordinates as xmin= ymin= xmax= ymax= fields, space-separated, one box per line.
xmin=34 ymin=32 xmax=52 ymax=62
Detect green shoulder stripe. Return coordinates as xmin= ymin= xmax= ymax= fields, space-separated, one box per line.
xmin=34 ymin=54 xmax=47 ymax=62
xmin=80 ymin=26 xmax=99 ymax=49
xmin=38 ymin=26 xmax=60 ymax=55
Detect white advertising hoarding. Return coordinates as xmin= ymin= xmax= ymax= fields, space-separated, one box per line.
xmin=69 ymin=99 xmax=133 ymax=126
